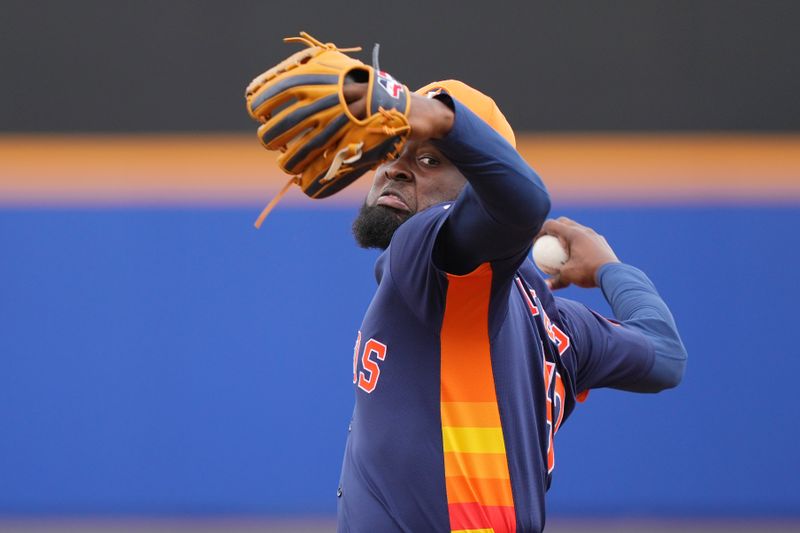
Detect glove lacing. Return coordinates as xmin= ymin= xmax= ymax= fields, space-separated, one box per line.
xmin=284 ymin=32 xmax=361 ymax=54
xmin=319 ymin=142 xmax=365 ymax=184
xmin=253 ymin=141 xmax=364 ymax=229
xmin=253 ymin=176 xmax=299 ymax=229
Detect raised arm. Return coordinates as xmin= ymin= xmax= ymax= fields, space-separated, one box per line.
xmin=541 ymin=217 xmax=687 ymax=393
xmin=373 ymin=88 xmax=551 ymax=275
xmin=431 ymin=95 xmax=550 ymax=274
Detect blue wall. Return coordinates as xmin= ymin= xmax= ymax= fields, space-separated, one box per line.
xmin=1 ymin=206 xmax=798 ymax=516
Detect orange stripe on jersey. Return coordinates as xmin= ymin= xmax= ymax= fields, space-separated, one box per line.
xmin=441 ymin=264 xmax=516 ymax=533
xmin=440 ymin=264 xmax=496 ymax=402
xmin=444 ymin=452 xmax=510 ymax=480
xmin=441 ymin=402 xmax=501 ymax=427
xmin=446 ymin=476 xmax=515 ymax=506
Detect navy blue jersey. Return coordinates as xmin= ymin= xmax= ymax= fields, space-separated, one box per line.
xmin=338 ymin=205 xmax=655 ymax=533
xmin=336 ymin=96 xmax=672 ymax=532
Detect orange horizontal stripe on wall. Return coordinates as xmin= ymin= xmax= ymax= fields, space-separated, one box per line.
xmin=0 ymin=134 xmax=312 ymax=205
xmin=1 ymin=133 xmax=799 ymax=204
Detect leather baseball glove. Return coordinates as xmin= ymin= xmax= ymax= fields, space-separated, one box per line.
xmin=245 ymin=32 xmax=411 ymax=227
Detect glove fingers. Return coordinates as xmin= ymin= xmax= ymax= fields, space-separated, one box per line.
xmin=273 ymin=113 xmax=350 ymax=174
xmin=248 ymin=74 xmax=340 ymax=119
xmin=258 ymin=92 xmax=341 ymax=149
xmin=247 ymin=47 xmax=362 ymax=119
xmin=255 ymin=90 xmax=349 ymax=174
xmin=245 ymin=46 xmax=322 ymax=87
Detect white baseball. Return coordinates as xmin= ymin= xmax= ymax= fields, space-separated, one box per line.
xmin=532 ymin=235 xmax=569 ymax=275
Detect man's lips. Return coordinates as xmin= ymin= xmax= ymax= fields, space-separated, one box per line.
xmin=376 ymin=192 xmax=410 ymax=212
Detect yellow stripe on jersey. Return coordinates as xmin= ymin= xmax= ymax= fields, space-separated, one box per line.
xmin=442 ymin=426 xmax=507 ymax=454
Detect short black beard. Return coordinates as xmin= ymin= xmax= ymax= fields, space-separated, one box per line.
xmin=352 ymin=203 xmax=413 ymax=250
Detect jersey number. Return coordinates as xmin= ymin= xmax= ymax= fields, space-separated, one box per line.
xmin=515 ymin=278 xmax=569 ymax=475
xmin=544 ymin=359 xmax=565 ymax=474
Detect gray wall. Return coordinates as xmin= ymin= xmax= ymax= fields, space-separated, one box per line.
xmin=2 ymin=0 xmax=798 ymax=132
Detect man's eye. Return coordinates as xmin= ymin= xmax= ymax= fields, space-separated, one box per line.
xmin=418 ymin=155 xmax=439 ymax=166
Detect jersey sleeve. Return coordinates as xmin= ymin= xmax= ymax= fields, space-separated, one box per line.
xmin=430 ymin=96 xmax=551 ymax=277
xmin=555 ymin=297 xmax=656 ymax=393
xmin=555 ymin=263 xmax=688 ymax=394
xmin=596 ymin=263 xmax=687 ymax=392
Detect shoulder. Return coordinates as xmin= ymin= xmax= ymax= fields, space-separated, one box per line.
xmin=383 ymin=202 xmax=453 ymax=285
xmin=392 ymin=202 xmax=453 ymax=243
xmin=387 ymin=202 xmax=453 ymax=264
xmin=380 ymin=203 xmax=453 ymax=324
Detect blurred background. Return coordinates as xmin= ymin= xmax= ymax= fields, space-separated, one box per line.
xmin=1 ymin=1 xmax=799 ymax=531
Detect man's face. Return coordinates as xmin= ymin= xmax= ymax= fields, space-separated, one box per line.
xmin=352 ymin=140 xmax=467 ymax=249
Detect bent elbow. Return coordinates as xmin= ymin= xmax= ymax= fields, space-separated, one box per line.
xmin=522 ymin=178 xmax=551 ymax=231
xmin=630 ymin=343 xmax=687 ymax=393
xmin=536 ymin=189 xmax=551 ymax=228
xmin=651 ymin=347 xmax=688 ymax=392
xmin=657 ymin=359 xmax=686 ymax=391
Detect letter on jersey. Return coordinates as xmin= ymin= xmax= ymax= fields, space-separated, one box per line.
xmin=357 ymin=338 xmax=388 ymax=394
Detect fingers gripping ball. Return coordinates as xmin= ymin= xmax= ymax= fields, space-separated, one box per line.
xmin=245 ymin=32 xmax=412 ymax=227
xmin=532 ymin=235 xmax=569 ymax=275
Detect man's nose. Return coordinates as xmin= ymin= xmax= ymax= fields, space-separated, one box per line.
xmin=384 ymin=159 xmax=414 ymax=182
